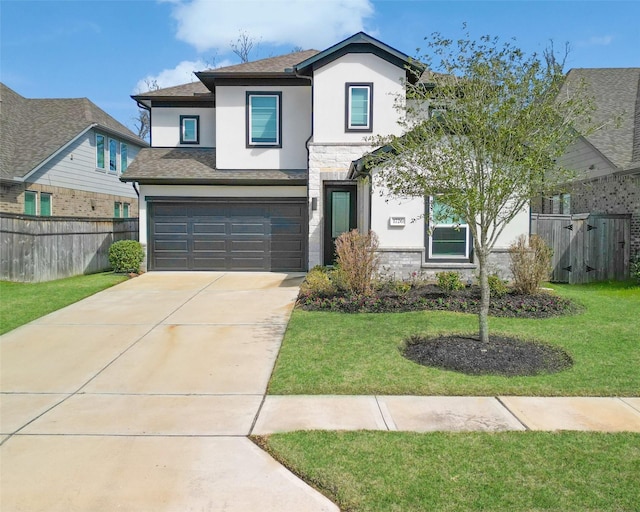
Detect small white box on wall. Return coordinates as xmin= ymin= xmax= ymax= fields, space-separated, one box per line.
xmin=389 ymin=216 xmax=406 ymax=227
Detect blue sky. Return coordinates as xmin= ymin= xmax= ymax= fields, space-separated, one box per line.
xmin=2 ymin=0 xmax=638 ymax=133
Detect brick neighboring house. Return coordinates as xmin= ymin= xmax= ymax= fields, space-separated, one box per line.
xmin=0 ymin=84 xmax=147 ymax=218
xmin=534 ymin=68 xmax=640 ymax=255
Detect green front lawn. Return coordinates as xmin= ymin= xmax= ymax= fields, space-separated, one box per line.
xmin=269 ymin=281 xmax=640 ymax=396
xmin=0 ymin=273 xmax=129 ymax=335
xmin=260 ymin=431 xmax=640 ymax=512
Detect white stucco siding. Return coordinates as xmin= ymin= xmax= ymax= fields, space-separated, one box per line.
xmin=313 ymin=53 xmax=405 ymax=144
xmin=492 ymin=204 xmax=530 ymax=249
xmin=370 ymin=191 xmax=425 ymax=249
xmin=215 ymin=85 xmax=311 ymax=170
xmin=369 ymin=179 xmax=530 ymax=253
xmin=138 ymin=184 xmax=308 ymax=245
xmin=29 ymin=130 xmax=141 ymax=198
xmin=151 ymin=107 xmax=216 ymax=148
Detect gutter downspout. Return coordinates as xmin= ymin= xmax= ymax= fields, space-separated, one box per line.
xmin=292 ymin=69 xmax=314 ymax=270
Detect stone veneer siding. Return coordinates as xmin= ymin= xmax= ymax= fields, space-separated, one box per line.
xmin=378 ymin=248 xmax=513 ymax=282
xmin=307 ymin=142 xmax=374 ymax=268
xmin=534 ymin=172 xmax=640 ymax=256
xmin=0 ymin=182 xmax=138 ymax=218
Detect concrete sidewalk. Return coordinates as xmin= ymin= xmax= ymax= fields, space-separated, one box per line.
xmin=2 ymin=272 xmax=639 ymax=512
xmin=252 ymin=395 xmax=640 ymax=434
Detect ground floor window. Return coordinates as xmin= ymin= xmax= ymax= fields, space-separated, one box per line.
xmin=114 ymin=202 xmax=121 ymax=218
xmin=24 ymin=190 xmax=37 ymax=215
xmin=40 ymin=193 xmax=52 ymax=216
xmin=425 ymin=196 xmax=471 ymax=261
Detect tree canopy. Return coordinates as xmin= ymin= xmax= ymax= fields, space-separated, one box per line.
xmin=368 ymin=29 xmax=595 ymax=342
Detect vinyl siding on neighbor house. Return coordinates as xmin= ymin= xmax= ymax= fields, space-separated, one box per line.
xmin=29 ymin=129 xmax=139 ymax=199
xmin=558 ymin=137 xmax=618 ymax=180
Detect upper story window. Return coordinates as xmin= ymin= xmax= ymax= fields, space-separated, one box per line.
xmin=96 ymin=134 xmax=105 ymax=169
xmin=247 ymin=92 xmax=281 ymax=147
xmin=108 ymin=138 xmax=119 ymax=173
xmin=346 ymin=83 xmax=373 ymax=132
xmin=180 ymin=115 xmax=200 ymax=144
xmin=426 ymin=196 xmax=471 ymax=261
xmin=121 ymin=143 xmax=128 ymax=171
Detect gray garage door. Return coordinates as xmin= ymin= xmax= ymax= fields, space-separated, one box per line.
xmin=148 ymin=198 xmax=307 ymax=271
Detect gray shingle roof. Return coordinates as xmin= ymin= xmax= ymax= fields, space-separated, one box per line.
xmin=0 ymin=83 xmax=146 ymax=180
xmin=135 ymin=51 xmax=320 ymax=100
xmin=563 ymin=68 xmax=640 ymax=171
xmin=120 ymin=147 xmax=307 ymax=184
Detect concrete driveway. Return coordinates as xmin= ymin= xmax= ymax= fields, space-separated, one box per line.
xmin=1 ymin=272 xmax=338 ymax=512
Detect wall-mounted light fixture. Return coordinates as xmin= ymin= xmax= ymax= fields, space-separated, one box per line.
xmin=311 ymin=197 xmax=318 ymax=211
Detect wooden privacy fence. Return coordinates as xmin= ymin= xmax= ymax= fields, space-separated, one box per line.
xmin=0 ymin=213 xmax=139 ymax=282
xmin=531 ymin=213 xmax=630 ymax=284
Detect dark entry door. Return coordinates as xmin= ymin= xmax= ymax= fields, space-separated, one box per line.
xmin=323 ymin=184 xmax=357 ymax=265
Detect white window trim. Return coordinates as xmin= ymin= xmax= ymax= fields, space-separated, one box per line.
xmin=426 ymin=197 xmax=471 ymax=260
xmin=96 ymin=133 xmax=106 ymax=171
xmin=40 ymin=192 xmax=53 ymax=217
xmin=108 ymin=138 xmax=119 ymax=174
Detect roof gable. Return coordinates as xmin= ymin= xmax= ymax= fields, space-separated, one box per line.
xmin=1 ymin=83 xmax=146 ymax=180
xmin=294 ymin=32 xmax=422 ymax=77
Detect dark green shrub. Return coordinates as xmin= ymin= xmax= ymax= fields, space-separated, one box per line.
xmin=436 ymin=271 xmax=465 ymax=292
xmin=488 ymin=273 xmax=509 ymax=297
xmin=108 ymin=240 xmax=144 ymax=273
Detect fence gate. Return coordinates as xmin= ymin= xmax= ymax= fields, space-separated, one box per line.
xmin=531 ymin=213 xmax=630 ymax=284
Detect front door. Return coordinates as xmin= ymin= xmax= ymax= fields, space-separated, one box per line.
xmin=323 ymin=184 xmax=357 ymax=265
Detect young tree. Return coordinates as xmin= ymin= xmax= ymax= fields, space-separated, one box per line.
xmin=230 ymin=30 xmax=258 ymax=63
xmin=369 ymin=30 xmax=594 ymax=343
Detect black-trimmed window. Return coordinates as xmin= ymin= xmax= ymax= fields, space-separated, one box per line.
xmin=345 ymin=83 xmax=373 ymax=132
xmin=180 ymin=115 xmax=200 ymax=144
xmin=246 ymin=92 xmax=281 ymax=147
xmin=425 ymin=196 xmax=472 ymax=261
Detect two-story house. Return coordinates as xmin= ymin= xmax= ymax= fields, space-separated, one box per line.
xmin=123 ymin=32 xmax=529 ymax=276
xmin=0 ymin=84 xmax=147 ymax=218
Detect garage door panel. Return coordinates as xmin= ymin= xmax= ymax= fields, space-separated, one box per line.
xmin=154 ymin=222 xmax=188 ymax=235
xmin=149 ymin=199 xmax=306 ymax=271
xmin=192 ymin=222 xmax=226 ymax=234
xmin=230 ymin=222 xmax=268 ymax=235
xmin=154 ymin=239 xmax=189 ymax=252
xmin=193 ymin=240 xmax=226 ymax=252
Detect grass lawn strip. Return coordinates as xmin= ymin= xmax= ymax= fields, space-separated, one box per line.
xmin=268 ymin=281 xmax=640 ymax=396
xmin=259 ymin=431 xmax=640 ymax=512
xmin=0 ymin=273 xmax=129 ymax=335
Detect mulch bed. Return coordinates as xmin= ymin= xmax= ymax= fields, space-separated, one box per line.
xmin=403 ymin=334 xmax=574 ymax=376
xmin=297 ymin=284 xmax=579 ymax=319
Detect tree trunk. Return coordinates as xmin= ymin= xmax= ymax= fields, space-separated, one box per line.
xmin=477 ymin=249 xmax=490 ymax=343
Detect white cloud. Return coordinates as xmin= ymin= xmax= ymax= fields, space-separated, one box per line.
xmin=577 ymin=35 xmax=614 ymax=47
xmin=168 ymin=0 xmax=374 ymax=53
xmin=134 ymin=59 xmax=208 ymax=93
